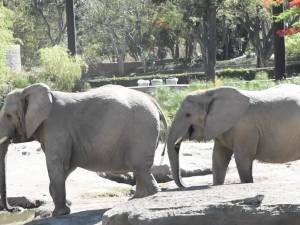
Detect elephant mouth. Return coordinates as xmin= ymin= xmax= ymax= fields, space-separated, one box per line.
xmin=188 ymin=125 xmax=195 ymax=139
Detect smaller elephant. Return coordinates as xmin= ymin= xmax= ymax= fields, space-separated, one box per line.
xmin=168 ymin=84 xmax=300 ymax=187
xmin=0 ymin=83 xmax=167 ymax=216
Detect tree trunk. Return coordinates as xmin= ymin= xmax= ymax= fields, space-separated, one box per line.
xmin=141 ymin=52 xmax=148 ymax=73
xmin=175 ymin=42 xmax=179 ymax=60
xmin=272 ymin=4 xmax=286 ymax=80
xmin=117 ymin=40 xmax=126 ymax=76
xmin=205 ymin=5 xmax=217 ymax=82
xmin=256 ymin=47 xmax=262 ymax=68
xmin=66 ymin=0 xmax=76 ymax=55
xmin=117 ymin=55 xmax=125 ymax=76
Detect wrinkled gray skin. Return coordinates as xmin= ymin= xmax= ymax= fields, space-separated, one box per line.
xmin=0 ymin=83 xmax=167 ymax=216
xmin=168 ymin=84 xmax=300 ymax=188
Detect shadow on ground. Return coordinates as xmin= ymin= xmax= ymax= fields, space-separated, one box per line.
xmin=163 ymin=185 xmax=211 ymax=192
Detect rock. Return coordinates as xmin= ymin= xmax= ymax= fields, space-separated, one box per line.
xmin=98 ymin=165 xmax=212 ymax=185
xmin=25 ymin=209 xmax=107 ymax=225
xmin=8 ymin=197 xmax=44 ymax=209
xmin=0 ymin=198 xmax=44 ymax=225
xmin=5 ymin=44 xmax=21 ymax=72
xmin=102 ymin=182 xmax=300 ymax=225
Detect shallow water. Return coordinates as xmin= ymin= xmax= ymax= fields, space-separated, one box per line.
xmin=0 ymin=210 xmax=35 ymax=225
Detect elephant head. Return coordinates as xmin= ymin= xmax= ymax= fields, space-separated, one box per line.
xmin=0 ymin=83 xmax=52 ymax=211
xmin=167 ymin=87 xmax=250 ymax=188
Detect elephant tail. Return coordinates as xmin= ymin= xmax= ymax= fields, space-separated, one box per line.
xmin=150 ymin=98 xmax=169 ymax=164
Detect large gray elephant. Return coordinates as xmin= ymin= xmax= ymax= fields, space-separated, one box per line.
xmin=168 ymin=84 xmax=300 ymax=188
xmin=0 ymin=83 xmax=167 ymax=216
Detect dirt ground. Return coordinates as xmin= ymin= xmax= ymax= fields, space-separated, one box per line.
xmin=1 ymin=141 xmax=300 ymax=224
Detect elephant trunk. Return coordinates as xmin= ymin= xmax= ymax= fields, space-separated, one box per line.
xmin=0 ymin=141 xmax=10 ymax=210
xmin=167 ymin=122 xmax=186 ymax=188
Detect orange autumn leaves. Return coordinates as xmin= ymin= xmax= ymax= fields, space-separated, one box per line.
xmin=263 ymin=0 xmax=300 ymax=7
xmin=289 ymin=0 xmax=300 ymax=7
xmin=263 ymin=0 xmax=300 ymax=36
xmin=263 ymin=0 xmax=284 ymax=7
xmin=277 ymin=27 xmax=300 ymax=36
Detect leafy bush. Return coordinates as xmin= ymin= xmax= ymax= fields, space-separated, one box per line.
xmin=38 ymin=46 xmax=86 ymax=91
xmin=8 ymin=71 xmax=31 ymax=88
xmin=0 ymin=71 xmax=33 ymax=108
xmin=286 ymin=33 xmax=300 ymax=56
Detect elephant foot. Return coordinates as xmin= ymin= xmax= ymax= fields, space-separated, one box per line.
xmin=52 ymin=205 xmax=70 ymax=217
xmin=0 ymin=205 xmax=22 ymax=213
xmin=133 ymin=171 xmax=160 ymax=198
xmin=0 ymin=202 xmax=22 ymax=212
xmin=133 ymin=189 xmax=159 ymax=199
xmin=133 ymin=183 xmax=160 ymax=199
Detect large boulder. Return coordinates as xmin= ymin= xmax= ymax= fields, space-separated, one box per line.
xmin=102 ymin=181 xmax=300 ymax=225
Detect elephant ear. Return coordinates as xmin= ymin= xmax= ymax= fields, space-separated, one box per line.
xmin=204 ymin=87 xmax=250 ymax=140
xmin=22 ymin=83 xmax=53 ymax=138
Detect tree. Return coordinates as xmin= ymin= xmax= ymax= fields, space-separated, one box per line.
xmin=223 ymin=0 xmax=274 ymax=67
xmin=275 ymin=0 xmax=300 ymax=36
xmin=272 ymin=2 xmax=286 ymax=79
xmin=180 ymin=0 xmax=222 ymax=81
xmin=152 ymin=1 xmax=184 ymax=60
xmin=5 ymin=0 xmax=81 ymax=67
xmin=79 ymin=0 xmax=161 ymax=74
xmin=31 ymin=0 xmax=67 ymax=45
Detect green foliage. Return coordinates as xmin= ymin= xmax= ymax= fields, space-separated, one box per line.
xmin=217 ymin=68 xmax=256 ymax=80
xmin=13 ymin=8 xmax=40 ymax=68
xmin=38 ymin=46 xmax=85 ymax=91
xmin=154 ymin=86 xmax=188 ymax=119
xmin=286 ymin=33 xmax=300 ymax=56
xmin=152 ymin=1 xmax=184 ymax=56
xmin=10 ymin=72 xmax=31 ymax=88
xmin=0 ymin=71 xmax=32 ymax=108
xmin=0 ymin=6 xmax=14 ymax=44
xmin=275 ymin=3 xmax=300 ymax=30
xmin=0 ymin=6 xmax=14 ymax=79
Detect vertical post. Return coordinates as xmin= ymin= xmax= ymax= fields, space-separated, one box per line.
xmin=272 ymin=4 xmax=286 ymax=80
xmin=66 ymin=0 xmax=76 ymax=55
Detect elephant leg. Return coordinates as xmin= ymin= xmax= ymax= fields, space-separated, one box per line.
xmin=212 ymin=140 xmax=233 ymax=185
xmin=232 ymin=129 xmax=258 ymax=184
xmin=49 ymin=167 xmax=75 ymax=208
xmin=134 ymin=170 xmax=159 ymax=198
xmin=234 ymin=154 xmax=253 ymax=183
xmin=46 ymin=158 xmax=70 ymax=216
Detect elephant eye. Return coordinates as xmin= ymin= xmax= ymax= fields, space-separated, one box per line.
xmin=185 ymin=113 xmax=191 ymax=118
xmin=6 ymin=114 xmax=12 ymax=120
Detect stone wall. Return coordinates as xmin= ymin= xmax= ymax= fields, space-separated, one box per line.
xmin=6 ymin=45 xmax=21 ymax=72
xmin=85 ymin=61 xmax=143 ymax=78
